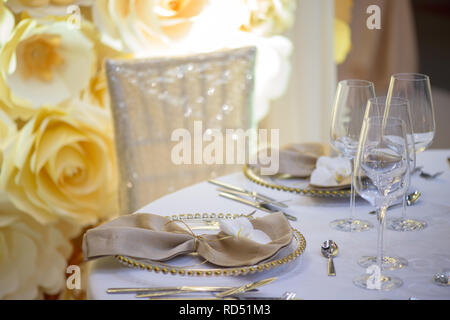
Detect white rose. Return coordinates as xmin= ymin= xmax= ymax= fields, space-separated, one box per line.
xmin=0 ymin=16 xmax=97 ymax=119
xmin=0 ymin=198 xmax=72 ymax=299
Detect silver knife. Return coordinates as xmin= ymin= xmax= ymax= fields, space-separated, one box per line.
xmin=108 ymin=286 xmax=258 ymax=294
xmin=219 ymin=192 xmax=297 ymax=221
xmin=209 ymin=179 xmax=288 ymax=208
xmin=215 ymin=188 xmax=289 ymax=208
xmin=135 ymin=286 xmax=261 ymax=298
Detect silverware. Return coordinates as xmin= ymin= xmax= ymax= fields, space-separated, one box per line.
xmin=107 ymin=285 xmax=256 ymax=294
xmin=368 ymin=190 xmax=421 ymax=215
xmin=321 ymin=240 xmax=338 ymax=276
xmin=229 ymin=291 xmax=297 ymax=300
xmin=140 ymin=278 xmax=278 ymax=299
xmin=216 ymin=277 xmax=277 ymax=298
xmin=147 ymin=291 xmax=297 ymax=300
xmin=419 ymin=170 xmax=444 ymax=180
xmin=135 ymin=286 xmax=259 ymax=298
xmin=218 ymin=191 xmax=297 ymax=221
xmin=216 ymin=188 xmax=290 ymax=207
xmin=209 ymin=179 xmax=288 ymax=208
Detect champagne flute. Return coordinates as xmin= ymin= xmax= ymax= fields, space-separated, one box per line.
xmin=353 ymin=117 xmax=410 ymax=291
xmin=385 ymin=73 xmax=436 ymax=231
xmin=329 ymin=80 xmax=375 ymax=232
xmin=358 ymin=97 xmax=414 ymax=270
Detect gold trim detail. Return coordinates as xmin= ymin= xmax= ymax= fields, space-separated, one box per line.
xmin=243 ymin=164 xmax=351 ymax=198
xmin=114 ymin=213 xmax=306 ymax=277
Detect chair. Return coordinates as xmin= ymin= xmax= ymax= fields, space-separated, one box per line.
xmin=106 ymin=47 xmax=256 ymax=214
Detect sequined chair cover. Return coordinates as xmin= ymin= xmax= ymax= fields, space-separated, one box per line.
xmin=106 ymin=47 xmax=256 ymax=214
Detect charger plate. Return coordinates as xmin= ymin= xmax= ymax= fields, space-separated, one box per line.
xmin=243 ymin=164 xmax=351 ymax=198
xmin=115 ymin=212 xmax=306 ymax=277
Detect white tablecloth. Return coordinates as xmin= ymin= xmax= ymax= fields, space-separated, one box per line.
xmin=87 ymin=150 xmax=450 ymax=300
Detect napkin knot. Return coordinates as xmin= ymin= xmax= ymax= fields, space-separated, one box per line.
xmin=163 ymin=219 xmax=232 ymax=252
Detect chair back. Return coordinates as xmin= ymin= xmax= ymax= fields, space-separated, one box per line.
xmin=106 ymin=47 xmax=256 ymax=214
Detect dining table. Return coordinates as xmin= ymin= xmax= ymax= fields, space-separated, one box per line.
xmin=87 ymin=149 xmax=450 ymax=300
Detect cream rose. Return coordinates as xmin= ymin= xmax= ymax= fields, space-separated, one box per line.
xmin=0 ymin=198 xmax=72 ymax=299
xmin=0 ymin=1 xmax=15 ymax=48
xmin=0 ymin=106 xmax=17 ymax=167
xmin=92 ymin=0 xmax=245 ymax=55
xmin=240 ymin=0 xmax=297 ymax=36
xmin=5 ymin=0 xmax=93 ymax=17
xmin=0 ymin=102 xmax=119 ymax=227
xmin=0 ymin=15 xmax=97 ymax=119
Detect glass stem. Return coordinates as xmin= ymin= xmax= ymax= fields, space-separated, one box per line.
xmin=377 ymin=206 xmax=387 ymax=272
xmin=401 ymin=194 xmax=407 ymax=219
xmin=349 ymin=158 xmax=356 ymax=221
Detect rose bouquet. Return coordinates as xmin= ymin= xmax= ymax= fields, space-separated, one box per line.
xmin=0 ymin=0 xmax=301 ymax=299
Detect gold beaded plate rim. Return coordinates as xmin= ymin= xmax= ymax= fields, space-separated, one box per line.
xmin=243 ymin=164 xmax=351 ymax=198
xmin=115 ymin=212 xmax=306 ymax=277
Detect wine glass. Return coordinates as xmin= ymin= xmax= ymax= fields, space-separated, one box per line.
xmin=385 ymin=73 xmax=436 ymax=231
xmin=365 ymin=97 xmax=416 ymax=171
xmin=353 ymin=117 xmax=410 ymax=291
xmin=329 ymin=80 xmax=375 ymax=232
xmin=357 ymin=97 xmax=415 ymax=270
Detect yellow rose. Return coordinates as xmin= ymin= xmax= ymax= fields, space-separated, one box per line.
xmin=17 ymin=0 xmax=80 ymax=6
xmin=0 ymin=15 xmax=98 ymax=119
xmin=240 ymin=0 xmax=297 ymax=36
xmin=0 ymin=102 xmax=119 ymax=227
xmin=80 ymin=43 xmax=132 ymax=109
xmin=0 ymin=198 xmax=72 ymax=299
xmin=5 ymin=0 xmax=93 ymax=17
xmin=0 ymin=106 xmax=17 ymax=166
xmin=0 ymin=1 xmax=15 ymax=48
xmin=92 ymin=0 xmax=245 ymax=55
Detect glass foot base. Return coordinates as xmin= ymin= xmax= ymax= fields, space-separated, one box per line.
xmin=433 ymin=269 xmax=450 ymax=287
xmin=358 ymin=256 xmax=408 ymax=271
xmin=329 ymin=218 xmax=373 ymax=232
xmin=386 ymin=217 xmax=427 ymax=232
xmin=353 ymin=274 xmax=403 ymax=291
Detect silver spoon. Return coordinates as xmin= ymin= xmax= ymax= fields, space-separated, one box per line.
xmin=368 ymin=190 xmax=421 ymax=215
xmin=321 ymin=240 xmax=339 ymax=276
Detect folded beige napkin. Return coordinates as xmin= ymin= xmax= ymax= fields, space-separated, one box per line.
xmin=82 ymin=212 xmax=293 ymax=267
xmin=255 ymin=143 xmax=331 ymax=178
